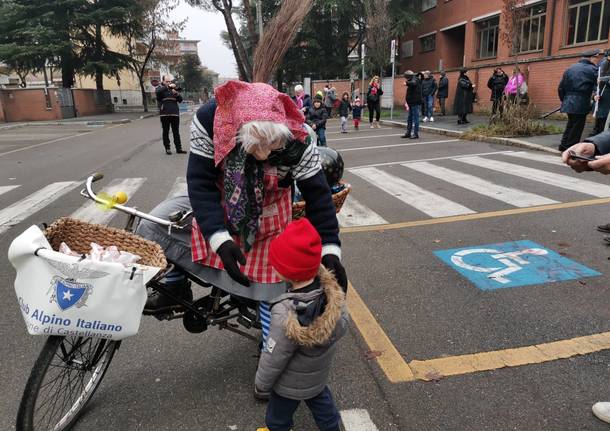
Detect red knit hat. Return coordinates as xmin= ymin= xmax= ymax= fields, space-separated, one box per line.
xmin=269 ymin=218 xmax=322 ymax=281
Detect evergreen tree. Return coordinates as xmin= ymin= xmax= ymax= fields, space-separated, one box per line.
xmin=175 ymin=53 xmax=205 ymax=96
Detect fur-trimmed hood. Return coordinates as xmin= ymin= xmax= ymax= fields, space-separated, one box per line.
xmin=283 ymin=266 xmax=345 ymax=348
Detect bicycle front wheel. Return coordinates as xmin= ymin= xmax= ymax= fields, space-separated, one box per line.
xmin=16 ymin=335 xmax=119 ymax=431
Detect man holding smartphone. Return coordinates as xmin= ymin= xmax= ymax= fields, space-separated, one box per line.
xmin=156 ymin=74 xmax=186 ymax=155
xmin=562 ymin=129 xmax=610 ymax=425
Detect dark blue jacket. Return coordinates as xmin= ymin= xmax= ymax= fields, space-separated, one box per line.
xmin=437 ymin=76 xmax=449 ymax=98
xmin=156 ymin=85 xmax=182 ymax=116
xmin=558 ymin=59 xmax=598 ymax=115
xmin=421 ymin=77 xmax=437 ymax=97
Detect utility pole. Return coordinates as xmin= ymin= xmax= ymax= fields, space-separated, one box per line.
xmin=361 ymin=43 xmax=365 ymax=103
xmin=390 ymin=39 xmax=396 ymax=120
xmin=257 ymin=0 xmax=263 ymax=40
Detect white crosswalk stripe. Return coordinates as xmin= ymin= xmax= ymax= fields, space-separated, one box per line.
xmin=0 ymin=185 xmax=20 ymax=197
xmin=70 ymin=178 xmax=146 ymax=225
xmin=404 ymin=161 xmax=559 ymax=207
xmin=0 ymin=181 xmax=81 ymax=234
xmin=167 ymin=177 xmax=188 ymax=198
xmin=340 ymin=409 xmax=379 ymax=431
xmin=455 ymin=156 xmax=610 ymax=197
xmin=503 ymin=151 xmax=565 ymax=166
xmin=350 ymin=167 xmax=475 ymax=218
xmin=337 ymin=195 xmax=388 ymax=227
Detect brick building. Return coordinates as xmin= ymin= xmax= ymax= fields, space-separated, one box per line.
xmin=398 ymin=0 xmax=610 ymax=112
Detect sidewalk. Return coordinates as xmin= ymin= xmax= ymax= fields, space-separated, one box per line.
xmin=381 ymin=113 xmax=595 ymax=155
xmin=0 ymin=111 xmax=158 ymax=131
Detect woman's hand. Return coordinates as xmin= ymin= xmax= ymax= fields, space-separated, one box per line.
xmin=562 ymin=142 xmax=596 ymax=173
xmin=216 ymin=240 xmax=250 ymax=286
xmin=588 ymin=154 xmax=610 ymax=175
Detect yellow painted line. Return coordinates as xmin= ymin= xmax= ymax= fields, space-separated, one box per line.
xmin=347 ymin=281 xmax=610 ymax=383
xmin=346 ymin=282 xmax=415 ymax=382
xmin=341 ymin=197 xmax=610 ymax=234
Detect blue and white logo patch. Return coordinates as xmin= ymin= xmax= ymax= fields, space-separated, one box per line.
xmin=51 ymin=277 xmax=92 ymax=311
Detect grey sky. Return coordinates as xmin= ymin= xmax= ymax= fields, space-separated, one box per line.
xmin=171 ymin=1 xmax=237 ymax=78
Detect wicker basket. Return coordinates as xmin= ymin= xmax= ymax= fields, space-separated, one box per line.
xmin=292 ymin=182 xmax=351 ymax=220
xmin=44 ymin=217 xmax=167 ymax=268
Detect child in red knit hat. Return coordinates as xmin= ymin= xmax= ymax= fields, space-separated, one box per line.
xmin=255 ymin=218 xmax=348 ymax=431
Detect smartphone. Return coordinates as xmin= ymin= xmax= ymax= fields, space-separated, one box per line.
xmin=568 ymin=150 xmax=597 ymax=162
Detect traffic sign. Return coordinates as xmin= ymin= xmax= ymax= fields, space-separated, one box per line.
xmin=434 ymin=240 xmax=601 ymax=290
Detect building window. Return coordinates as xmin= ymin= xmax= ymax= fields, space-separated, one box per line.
xmin=517 ymin=3 xmax=547 ymax=53
xmin=401 ymin=40 xmax=414 ymax=58
xmin=420 ymin=34 xmax=436 ymax=52
xmin=476 ymin=16 xmax=500 ymax=59
xmin=566 ymin=0 xmax=610 ymax=45
xmin=422 ymin=0 xmax=437 ymax=11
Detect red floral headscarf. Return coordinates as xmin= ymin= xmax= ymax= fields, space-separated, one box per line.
xmin=213 ymin=80 xmax=309 ymax=166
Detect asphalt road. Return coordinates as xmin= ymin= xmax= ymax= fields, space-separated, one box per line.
xmin=1 ymin=116 xmax=610 ymax=430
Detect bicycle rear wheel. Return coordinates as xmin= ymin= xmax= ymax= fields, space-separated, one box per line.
xmin=16 ymin=335 xmax=119 ymax=431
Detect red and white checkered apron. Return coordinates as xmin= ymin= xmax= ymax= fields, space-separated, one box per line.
xmin=191 ymin=165 xmax=291 ymax=283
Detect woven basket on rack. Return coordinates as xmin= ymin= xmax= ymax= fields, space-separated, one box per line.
xmin=292 ymin=182 xmax=351 ymax=220
xmin=44 ymin=217 xmax=167 ymax=268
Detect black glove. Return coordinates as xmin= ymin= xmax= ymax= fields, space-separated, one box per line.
xmin=321 ymin=254 xmax=347 ymax=292
xmin=216 ymin=240 xmax=250 ymax=286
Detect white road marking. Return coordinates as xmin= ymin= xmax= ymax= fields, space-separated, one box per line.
xmin=340 ymin=409 xmax=379 ymax=431
xmin=503 ymin=151 xmax=565 ymax=166
xmin=0 ymin=185 xmax=20 ymax=196
xmin=456 ymin=156 xmax=610 ymax=197
xmin=337 ymin=195 xmax=388 ymax=227
xmin=348 ymin=150 xmax=515 ymax=170
xmin=327 ymin=133 xmax=404 ymax=141
xmin=336 ymin=139 xmax=460 ymax=152
xmin=350 ymin=167 xmax=475 ymax=218
xmin=0 ymin=181 xmax=81 ymax=234
xmin=71 ymin=178 xmax=146 ymax=225
xmin=404 ymin=161 xmax=559 ymax=207
xmin=167 ymin=177 xmax=188 ymax=198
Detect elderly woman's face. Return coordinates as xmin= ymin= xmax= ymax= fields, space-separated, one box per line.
xmin=247 ymin=139 xmax=285 ymax=161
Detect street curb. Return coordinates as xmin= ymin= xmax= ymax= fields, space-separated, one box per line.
xmin=380 ymin=120 xmax=561 ymax=155
xmin=0 ymin=112 xmax=159 ymax=130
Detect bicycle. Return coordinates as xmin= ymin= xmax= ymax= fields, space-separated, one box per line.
xmin=15 ymin=172 xmax=350 ymax=431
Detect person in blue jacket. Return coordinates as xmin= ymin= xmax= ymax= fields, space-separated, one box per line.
xmin=558 ymin=49 xmax=600 ymax=151
xmin=591 ymin=49 xmax=610 ymax=137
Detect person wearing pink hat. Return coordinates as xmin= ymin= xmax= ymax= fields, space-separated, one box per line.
xmin=255 ymin=218 xmax=348 ymax=431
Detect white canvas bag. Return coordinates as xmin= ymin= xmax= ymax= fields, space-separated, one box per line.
xmin=8 ymin=225 xmax=161 ymax=340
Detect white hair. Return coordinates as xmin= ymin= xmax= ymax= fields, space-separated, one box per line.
xmin=294 ymin=84 xmax=304 ymax=93
xmin=238 ymin=121 xmax=293 ymax=153
xmin=163 ymin=74 xmax=174 ymax=82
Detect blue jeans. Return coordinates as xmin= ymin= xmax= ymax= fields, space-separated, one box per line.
xmin=265 ymin=387 xmax=341 ymax=431
xmin=407 ymin=105 xmax=420 ymax=136
xmin=424 ymin=95 xmax=434 ymax=118
xmin=317 ymin=128 xmax=327 ymax=146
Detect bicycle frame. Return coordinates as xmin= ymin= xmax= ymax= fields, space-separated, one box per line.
xmin=79 ymin=173 xmax=261 ymax=342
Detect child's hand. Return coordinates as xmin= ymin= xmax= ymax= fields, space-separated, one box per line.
xmin=312 ymin=124 xmax=317 ymax=130
xmin=404 ymin=102 xmax=409 ymax=111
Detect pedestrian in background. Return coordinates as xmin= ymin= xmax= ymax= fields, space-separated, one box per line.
xmin=402 ymin=70 xmax=422 ymax=139
xmin=156 ymin=74 xmax=186 ymax=155
xmin=437 ymin=71 xmax=449 ymax=116
xmin=352 ymin=97 xmax=363 ymax=130
xmin=592 ymin=49 xmax=610 ymax=136
xmin=308 ymin=94 xmax=329 ymax=146
xmin=504 ymin=67 xmax=527 ymax=104
xmin=324 ymin=86 xmax=337 ymax=118
xmin=454 ymin=68 xmax=475 ymax=125
xmin=255 ymin=218 xmax=348 ymax=431
xmin=487 ymin=67 xmax=508 ymax=116
xmin=421 ymin=71 xmax=437 ymax=122
xmin=558 ymin=49 xmax=599 ymax=151
xmin=292 ymin=84 xmax=312 ymax=116
xmin=367 ymin=76 xmax=383 ymax=128
xmin=338 ymin=92 xmax=351 ymax=133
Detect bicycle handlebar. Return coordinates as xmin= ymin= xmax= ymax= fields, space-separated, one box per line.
xmin=81 ymin=173 xmax=186 ymax=230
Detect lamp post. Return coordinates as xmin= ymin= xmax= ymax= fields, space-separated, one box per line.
xmin=361 ymin=43 xmax=365 ymax=103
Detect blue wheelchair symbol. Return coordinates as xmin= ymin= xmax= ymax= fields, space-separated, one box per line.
xmin=434 ymin=240 xmax=601 ymax=290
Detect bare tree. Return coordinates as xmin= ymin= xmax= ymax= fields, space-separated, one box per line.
xmin=187 ymin=0 xmax=252 ymax=82
xmin=364 ymin=0 xmax=392 ymax=79
xmin=500 ymin=0 xmax=527 ymax=72
xmin=125 ymin=0 xmax=184 ymax=112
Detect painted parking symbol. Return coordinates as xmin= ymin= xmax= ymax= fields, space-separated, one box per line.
xmin=434 ymin=240 xmax=601 ymax=290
